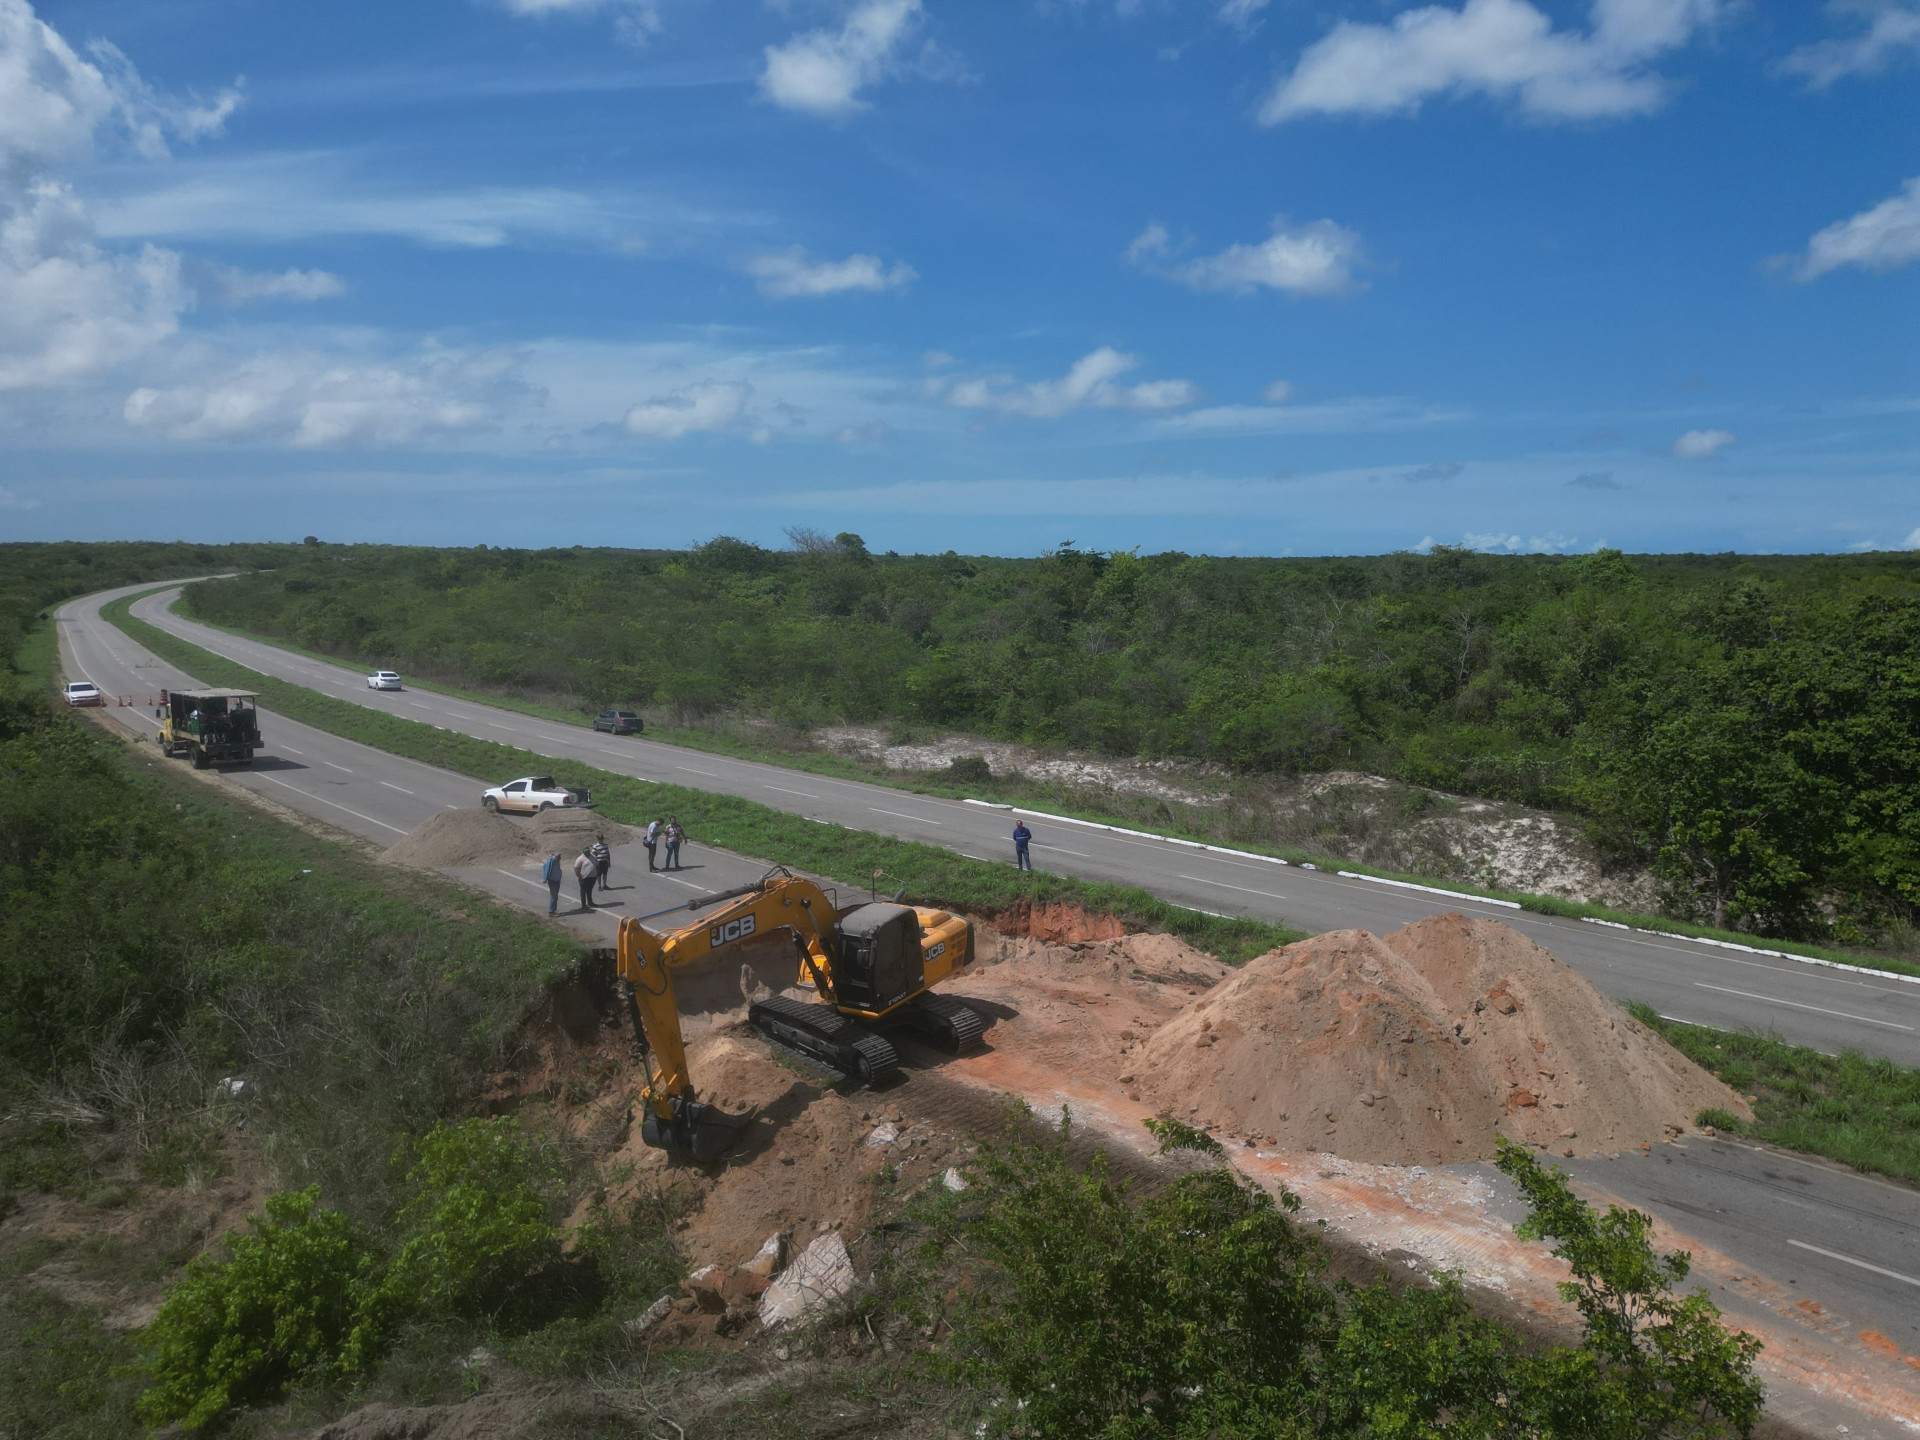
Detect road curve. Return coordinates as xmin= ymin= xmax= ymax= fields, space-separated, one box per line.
xmin=53 ymin=580 xmax=1920 ymax=1436
xmin=69 ymin=581 xmax=1920 ymax=1069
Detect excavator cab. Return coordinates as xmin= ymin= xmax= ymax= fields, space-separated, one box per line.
xmin=833 ymin=904 xmax=924 ymax=1011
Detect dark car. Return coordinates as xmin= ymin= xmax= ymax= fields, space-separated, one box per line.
xmin=593 ymin=709 xmax=644 ymax=735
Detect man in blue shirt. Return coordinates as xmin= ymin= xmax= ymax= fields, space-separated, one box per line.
xmin=1012 ymin=821 xmax=1032 ymax=871
xmin=542 ymin=851 xmax=562 ymax=915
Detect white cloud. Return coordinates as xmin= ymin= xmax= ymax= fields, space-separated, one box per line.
xmin=1780 ymin=3 xmax=1920 ymax=87
xmin=1262 ymin=379 xmax=1294 ymax=404
xmin=623 ymin=378 xmax=754 ymax=438
xmin=1671 ymin=427 xmax=1734 ymax=459
xmin=1462 ymin=530 xmax=1582 ymax=552
xmin=123 ymin=345 xmax=532 ymax=447
xmin=0 ymin=181 xmax=189 ymax=390
xmin=93 ymin=158 xmax=724 ymax=250
xmin=1159 ymin=396 xmax=1467 ymax=434
xmin=1783 ymin=176 xmax=1920 ymax=281
xmin=0 ymin=0 xmax=244 ymax=392
xmin=0 ymin=484 xmax=38 ymax=508
xmin=938 ymin=347 xmax=1198 ymax=419
xmin=745 ymin=246 xmax=916 ymax=298
xmin=760 ymin=0 xmax=921 ymax=117
xmin=1220 ymin=0 xmax=1271 ymax=32
xmin=1128 ymin=217 xmax=1364 ymax=296
xmin=497 ymin=0 xmax=667 ymax=45
xmin=200 ymin=265 xmax=345 ymax=304
xmin=1260 ymin=0 xmax=1718 ymax=124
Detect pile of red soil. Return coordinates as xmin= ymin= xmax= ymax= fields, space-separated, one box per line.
xmin=1135 ymin=914 xmax=1747 ymax=1163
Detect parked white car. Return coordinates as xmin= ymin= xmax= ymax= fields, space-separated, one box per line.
xmin=482 ymin=776 xmax=594 ymax=814
xmin=367 ymin=671 xmax=403 ymax=691
xmin=63 ymin=681 xmax=104 ymax=707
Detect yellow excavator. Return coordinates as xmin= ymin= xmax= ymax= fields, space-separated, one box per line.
xmin=615 ymin=867 xmax=982 ymax=1158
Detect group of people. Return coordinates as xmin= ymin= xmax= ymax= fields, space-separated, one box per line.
xmin=539 ymin=816 xmax=687 ymax=915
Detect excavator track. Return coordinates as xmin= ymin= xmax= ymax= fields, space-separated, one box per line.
xmin=896 ymin=992 xmax=986 ymax=1053
xmin=749 ymin=995 xmax=900 ymax=1086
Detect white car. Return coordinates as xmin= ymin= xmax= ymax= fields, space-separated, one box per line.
xmin=482 ymin=776 xmax=595 ymax=814
xmin=367 ymin=671 xmax=403 ymax=691
xmin=63 ymin=681 xmax=104 ymax=707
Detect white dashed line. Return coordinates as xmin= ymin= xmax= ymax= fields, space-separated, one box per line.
xmin=1786 ymin=1240 xmax=1920 ymax=1288
xmin=870 ymin=807 xmax=942 ymax=826
xmin=1692 ymin=983 xmax=1914 ymax=1031
xmin=1179 ymin=874 xmax=1287 ymax=902
xmin=378 ymin=781 xmax=414 ymax=795
xmin=253 ymin=775 xmax=406 ymax=833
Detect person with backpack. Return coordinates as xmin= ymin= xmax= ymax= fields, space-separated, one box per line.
xmin=541 ymin=851 xmax=562 ymax=915
xmin=573 ymin=849 xmax=598 ymax=910
xmin=664 ymin=817 xmax=684 ymax=870
xmin=1012 ymin=820 xmax=1033 ymax=871
xmin=642 ymin=818 xmax=662 ymax=872
xmin=590 ymin=836 xmax=612 ymax=891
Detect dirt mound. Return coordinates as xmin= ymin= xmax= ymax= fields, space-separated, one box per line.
xmin=381 ymin=807 xmax=537 ymax=869
xmin=522 ymin=807 xmax=636 ymax=850
xmin=1136 ymin=915 xmax=1746 ymax=1163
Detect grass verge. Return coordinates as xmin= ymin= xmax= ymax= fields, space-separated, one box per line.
xmin=105 ymin=596 xmax=1298 ymax=964
xmin=161 ymin=593 xmax=1920 ymax=983
xmin=1627 ymin=1003 xmax=1920 ymax=1185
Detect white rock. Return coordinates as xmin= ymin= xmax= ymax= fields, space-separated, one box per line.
xmin=623 ymin=1296 xmax=674 ymax=1336
xmin=759 ymin=1232 xmax=857 ymax=1328
xmin=943 ymin=1167 xmax=969 ymax=1192
xmin=864 ymin=1122 xmax=899 ymax=1148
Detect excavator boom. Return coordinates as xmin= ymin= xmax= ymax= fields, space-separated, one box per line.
xmin=615 ymin=867 xmax=978 ymax=1158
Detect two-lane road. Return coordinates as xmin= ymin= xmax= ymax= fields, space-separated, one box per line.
xmin=70 ymin=581 xmax=1920 ymax=1069
xmin=53 ymin=581 xmax=1920 ymax=1437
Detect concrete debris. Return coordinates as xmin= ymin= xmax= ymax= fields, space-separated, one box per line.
xmin=759 ymin=1231 xmax=857 ymax=1328
xmin=623 ymin=1294 xmax=675 ymax=1336
xmin=864 ymin=1121 xmax=899 ymax=1148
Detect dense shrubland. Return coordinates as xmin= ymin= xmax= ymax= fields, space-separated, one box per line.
xmin=181 ymin=539 xmax=1920 ymax=939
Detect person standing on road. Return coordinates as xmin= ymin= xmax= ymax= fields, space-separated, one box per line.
xmin=643 ymin=818 xmax=661 ymax=872
xmin=573 ymin=849 xmax=598 ymax=910
xmin=1012 ymin=820 xmax=1032 ymax=871
xmin=542 ymin=851 xmax=563 ymax=915
xmin=591 ymin=836 xmax=612 ymax=891
xmin=664 ymin=817 xmax=684 ymax=870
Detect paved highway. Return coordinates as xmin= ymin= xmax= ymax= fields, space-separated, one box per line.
xmin=54 ymin=580 xmax=1920 ymax=1434
xmin=68 ymin=581 xmax=1920 ymax=1070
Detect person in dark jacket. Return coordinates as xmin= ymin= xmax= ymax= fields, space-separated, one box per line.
xmin=1012 ymin=821 xmax=1032 ymax=871
xmin=542 ymin=851 xmax=562 ymax=915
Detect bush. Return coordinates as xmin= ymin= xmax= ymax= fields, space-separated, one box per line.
xmin=139 ymin=1187 xmax=379 ymax=1430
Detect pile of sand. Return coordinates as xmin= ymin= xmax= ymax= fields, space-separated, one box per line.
xmin=523 ymin=807 xmax=636 ymax=850
xmin=1136 ymin=913 xmax=1747 ymax=1164
xmin=381 ymin=808 xmax=537 ymax=869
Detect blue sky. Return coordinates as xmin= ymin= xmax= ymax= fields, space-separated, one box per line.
xmin=0 ymin=0 xmax=1915 ymax=556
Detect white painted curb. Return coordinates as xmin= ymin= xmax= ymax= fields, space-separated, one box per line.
xmin=1334 ymin=872 xmax=1522 ymax=910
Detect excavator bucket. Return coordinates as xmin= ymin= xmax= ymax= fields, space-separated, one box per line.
xmin=642 ymin=1095 xmax=757 ymax=1161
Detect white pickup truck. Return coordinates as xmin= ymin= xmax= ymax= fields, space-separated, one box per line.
xmin=481 ymin=775 xmax=594 ymax=815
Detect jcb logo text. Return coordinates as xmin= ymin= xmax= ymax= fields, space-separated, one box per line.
xmin=710 ymin=915 xmax=757 ymax=948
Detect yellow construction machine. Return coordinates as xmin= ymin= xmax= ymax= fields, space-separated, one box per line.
xmin=615 ymin=867 xmax=980 ymax=1158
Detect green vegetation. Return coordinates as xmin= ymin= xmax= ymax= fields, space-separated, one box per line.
xmin=104 ymin=594 xmax=1300 ymax=963
xmin=1 ymin=579 xmax=678 ymax=1433
xmin=902 ymin=1117 xmax=1762 ymax=1438
xmin=172 ymin=539 xmax=1920 ymax=942
xmin=1628 ymin=1003 xmax=1920 ymax=1184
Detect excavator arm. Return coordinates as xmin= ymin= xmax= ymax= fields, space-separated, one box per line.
xmin=615 ymin=869 xmax=840 ymax=1159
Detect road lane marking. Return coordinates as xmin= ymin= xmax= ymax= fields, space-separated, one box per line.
xmin=1037 ymin=845 xmax=1091 ymax=857
xmin=254 ymin=775 xmax=407 ymax=833
xmin=1180 ymin=874 xmax=1286 ymax=901
xmin=1786 ymin=1240 xmax=1920 ymax=1288
xmin=379 ymin=781 xmax=415 ymax=795
xmin=494 ymin=869 xmax=546 ymax=891
xmin=764 ymin=784 xmax=820 ymax=799
xmin=1692 ymin=983 xmax=1915 ymax=1031
xmin=870 ymin=807 xmax=942 ymax=826
xmin=281 ymin=746 xmax=305 ymax=755
xmin=678 ymin=766 xmax=719 ymax=777
xmin=323 ymin=761 xmax=353 ymax=773
xmin=661 ymin=876 xmax=706 ymax=890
